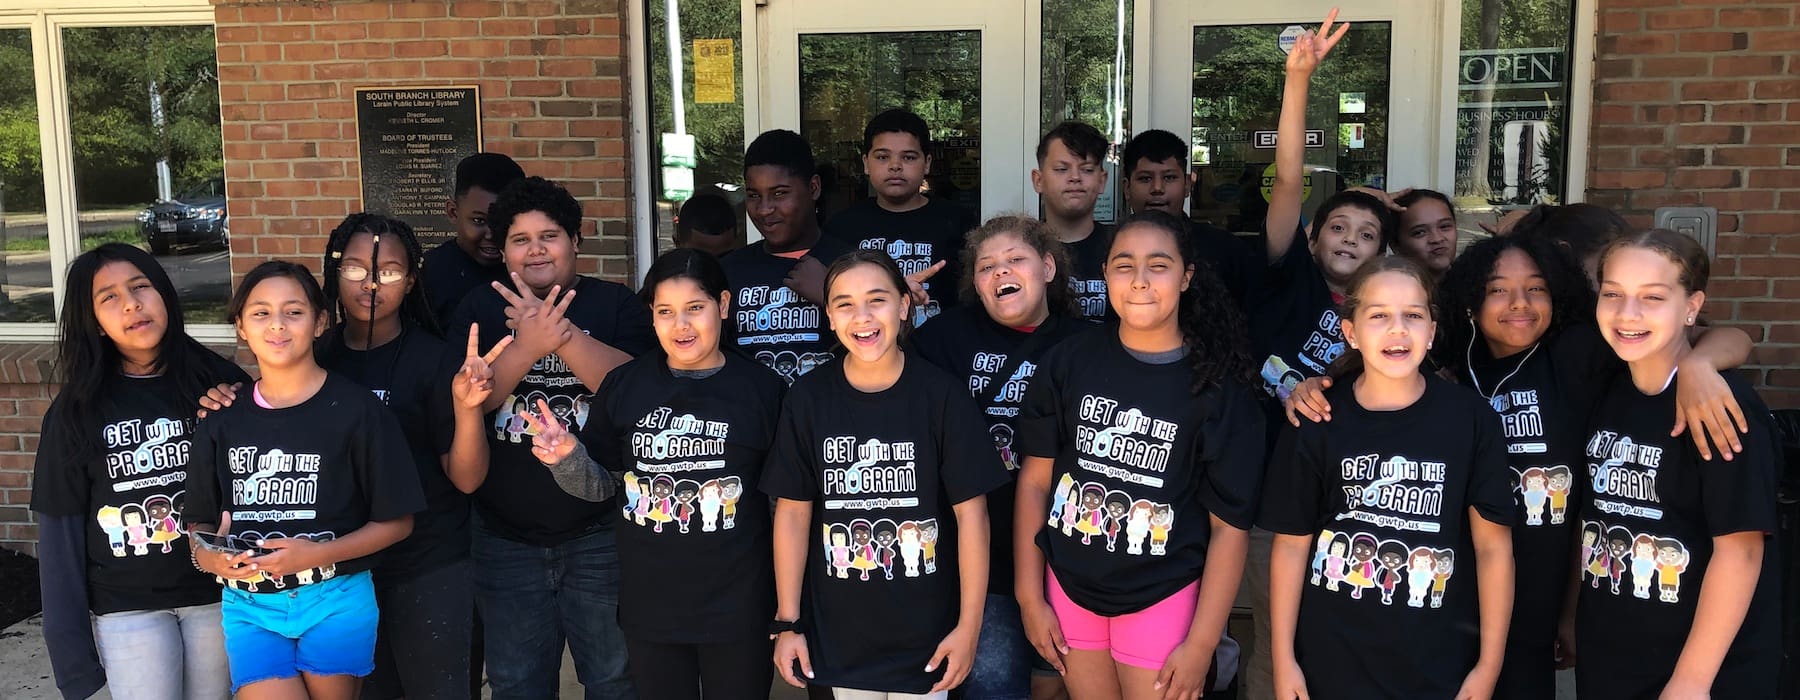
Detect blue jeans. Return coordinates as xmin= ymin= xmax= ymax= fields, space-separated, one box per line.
xmin=472 ymin=517 xmax=634 ymax=700
xmin=962 ymin=594 xmax=1033 ymax=700
xmin=92 ymin=603 xmax=231 ymax=700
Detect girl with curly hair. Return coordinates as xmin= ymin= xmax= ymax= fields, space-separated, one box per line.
xmin=1012 ymin=209 xmax=1265 ymax=699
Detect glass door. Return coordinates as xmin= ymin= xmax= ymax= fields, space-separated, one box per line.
xmin=752 ymin=0 xmax=1030 ymax=221
xmin=1146 ymin=0 xmax=1446 ymax=233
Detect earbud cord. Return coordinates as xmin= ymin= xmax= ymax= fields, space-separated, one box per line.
xmin=1465 ymin=317 xmax=1540 ymax=401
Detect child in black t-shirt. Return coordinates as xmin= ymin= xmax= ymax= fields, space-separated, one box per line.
xmin=446 ymin=176 xmax=651 ymax=698
xmin=1121 ymin=128 xmax=1257 ymax=309
xmin=1012 ymin=211 xmax=1264 ymax=699
xmin=422 ymin=152 xmax=526 ymax=326
xmin=763 ymin=251 xmax=1010 ymax=697
xmin=185 ymin=261 xmax=425 ymax=697
xmin=31 ymin=244 xmax=250 ymax=700
xmin=675 ymin=191 xmax=742 ymax=259
xmin=1280 ymin=231 xmax=1754 ymax=699
xmin=722 ymin=130 xmax=854 ymax=385
xmin=1261 ymin=255 xmax=1514 ymax=700
xmin=521 ymin=248 xmax=786 ymax=699
xmin=824 ymin=108 xmax=978 ymax=325
xmin=1033 ymin=121 xmax=1114 ymax=321
xmin=1571 ymin=230 xmax=1779 ymax=699
xmin=911 ymin=215 xmax=1094 ymax=697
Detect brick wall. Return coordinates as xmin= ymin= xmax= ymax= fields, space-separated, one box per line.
xmin=213 ymin=0 xmax=636 ymax=281
xmin=1588 ymin=0 xmax=1800 ymax=407
xmin=0 ymin=348 xmax=55 ymax=555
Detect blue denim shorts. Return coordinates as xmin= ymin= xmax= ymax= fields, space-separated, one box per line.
xmin=220 ymin=570 xmax=378 ymax=692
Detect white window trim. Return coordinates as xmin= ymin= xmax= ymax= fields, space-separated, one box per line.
xmin=1564 ymin=0 xmax=1596 ymax=204
xmin=2 ymin=3 xmax=235 ymax=345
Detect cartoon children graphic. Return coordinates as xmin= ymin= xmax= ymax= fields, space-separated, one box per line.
xmin=1546 ymin=466 xmax=1572 ymax=525
xmin=720 ymin=476 xmax=742 ymax=528
xmin=698 ymin=479 xmax=723 ymax=533
xmin=899 ymin=521 xmax=924 ymax=577
xmin=1074 ymin=484 xmax=1106 ymax=545
xmin=144 ymin=495 xmax=180 ymax=553
xmin=1148 ymin=504 xmax=1173 ymax=556
xmin=1430 ymin=550 xmax=1454 ymax=608
xmin=1406 ymin=547 xmax=1435 ymax=608
xmin=494 ymin=399 xmax=515 ymax=441
xmin=622 ymin=473 xmax=642 ymax=522
xmin=991 ymin=423 xmax=1018 ymax=471
xmin=1345 ymin=534 xmax=1379 ymax=600
xmin=1102 ymin=491 xmax=1130 ymax=553
xmin=646 ymin=476 xmax=676 ymax=533
xmin=1125 ymin=501 xmax=1153 ymax=555
xmin=849 ymin=520 xmax=878 ymax=581
xmin=1520 ymin=467 xmax=1548 ymax=526
xmin=1581 ymin=522 xmax=1604 ymax=584
xmin=1630 ymin=534 xmax=1657 ymax=599
xmin=922 ymin=519 xmax=939 ymax=574
xmin=122 ymin=503 xmax=151 ymax=556
xmin=672 ymin=479 xmax=700 ymax=534
xmin=96 ymin=506 xmax=128 ymax=557
xmin=1654 ymin=538 xmax=1689 ymax=603
xmin=1376 ymin=540 xmax=1407 ymax=606
xmin=873 ymin=520 xmax=898 ymax=581
xmin=1047 ymin=474 xmax=1074 ymax=528
xmin=1605 ymin=526 xmax=1632 ymax=594
xmin=1310 ymin=528 xmax=1336 ymax=585
xmin=634 ymin=476 xmax=653 ymax=526
xmin=827 ymin=524 xmax=852 ymax=579
xmin=506 ymin=398 xmax=529 ymax=443
xmin=1059 ymin=479 xmax=1081 ymax=536
xmin=1323 ymin=532 xmax=1349 ymax=592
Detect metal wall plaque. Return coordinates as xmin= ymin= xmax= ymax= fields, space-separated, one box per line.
xmin=354 ymin=86 xmax=482 ymax=247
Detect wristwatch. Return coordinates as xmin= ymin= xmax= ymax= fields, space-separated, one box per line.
xmin=768 ymin=618 xmax=801 ymax=636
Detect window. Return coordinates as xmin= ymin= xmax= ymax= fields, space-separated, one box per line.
xmin=1454 ymin=0 xmax=1578 ymax=230
xmin=0 ymin=5 xmax=228 ymax=339
xmin=645 ymin=0 xmax=746 ymax=252
xmin=1040 ymin=0 xmax=1133 ymax=222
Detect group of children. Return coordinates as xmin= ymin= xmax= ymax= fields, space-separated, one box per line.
xmin=31 ymin=11 xmax=1780 ymax=700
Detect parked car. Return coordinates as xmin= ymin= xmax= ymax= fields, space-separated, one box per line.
xmin=138 ymin=176 xmax=227 ymax=254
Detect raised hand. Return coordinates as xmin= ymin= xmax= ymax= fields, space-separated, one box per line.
xmin=452 ymin=323 xmax=512 ymax=410
xmin=522 ymin=398 xmax=577 ymax=465
xmin=493 ymin=272 xmax=576 ymax=358
xmin=1285 ymin=8 xmax=1350 ymax=76
xmin=905 ymin=260 xmax=947 ymax=307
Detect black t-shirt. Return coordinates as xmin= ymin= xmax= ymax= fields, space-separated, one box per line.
xmin=824 ymin=198 xmax=978 ymax=322
xmin=1574 ymin=371 xmax=1780 ymax=699
xmin=719 ymin=236 xmax=854 ymax=384
xmin=448 ymin=275 xmax=655 ymax=545
xmin=185 ymin=373 xmax=427 ymax=592
xmin=422 ymin=241 xmax=507 ymax=329
xmin=581 ymin=352 xmax=786 ymax=644
xmin=1259 ymin=376 xmax=1513 ymax=700
xmin=760 ymin=357 xmax=1011 ymax=694
xmin=1016 ymin=329 xmax=1267 ymax=615
xmin=31 ymin=354 xmax=251 ymax=614
xmin=1460 ymin=321 xmax=1617 ymax=664
xmin=1248 ymin=231 xmax=1342 ymax=403
xmin=911 ymin=308 xmax=1096 ymax=596
xmin=1187 ymin=221 xmax=1258 ymax=312
xmin=317 ymin=324 xmax=465 ymax=581
xmin=1063 ymin=223 xmax=1114 ymax=321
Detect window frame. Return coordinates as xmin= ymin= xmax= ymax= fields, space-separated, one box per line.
xmin=0 ymin=1 xmax=231 ymax=344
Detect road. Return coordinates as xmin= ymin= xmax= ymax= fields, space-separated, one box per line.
xmin=0 ymin=247 xmax=231 ymax=323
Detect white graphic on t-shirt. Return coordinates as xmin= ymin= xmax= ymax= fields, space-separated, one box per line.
xmin=1046 ymin=474 xmax=1174 ymax=556
xmin=95 ymin=491 xmax=191 ymax=558
xmin=218 ymin=530 xmax=337 ymax=593
xmin=822 ymin=517 xmax=938 ymax=581
xmin=752 ymin=350 xmax=835 ymax=385
xmin=1492 ymin=389 xmax=1548 ymax=454
xmin=104 ymin=416 xmax=194 ymax=491
xmin=1312 ymin=529 xmax=1452 ymax=607
xmin=228 ymin=448 xmax=322 ymax=520
xmin=1585 ymin=430 xmax=1665 ymax=520
xmin=621 ymin=471 xmax=742 ymax=535
xmin=1259 ymin=309 xmax=1345 ymax=399
xmin=1509 ymin=465 xmax=1573 ymax=526
xmin=1580 ymin=520 xmax=1690 ymax=603
xmin=1336 ymin=454 xmax=1446 ymax=533
xmin=1069 ymin=278 xmax=1107 ymax=319
xmin=860 ymin=238 xmax=945 ymax=326
xmin=820 ymin=438 xmax=919 ymax=506
xmin=735 ymin=285 xmax=823 ymax=368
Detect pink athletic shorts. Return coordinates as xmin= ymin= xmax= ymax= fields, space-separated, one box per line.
xmin=1046 ymin=569 xmax=1199 ymax=670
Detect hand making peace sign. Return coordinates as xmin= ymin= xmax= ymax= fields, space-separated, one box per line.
xmin=452 ymin=323 xmax=513 ymax=411
xmin=521 ymin=398 xmax=578 ymax=466
xmin=1286 ymin=8 xmax=1350 ymax=77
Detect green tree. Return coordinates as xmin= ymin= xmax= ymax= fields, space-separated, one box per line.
xmin=63 ymin=25 xmax=221 ymax=207
xmin=0 ymin=29 xmax=44 ymax=213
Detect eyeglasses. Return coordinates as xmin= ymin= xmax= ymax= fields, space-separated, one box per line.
xmin=340 ymin=265 xmax=406 ymax=285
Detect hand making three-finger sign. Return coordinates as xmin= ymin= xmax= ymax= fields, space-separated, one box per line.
xmin=493 ymin=272 xmax=577 ymax=358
